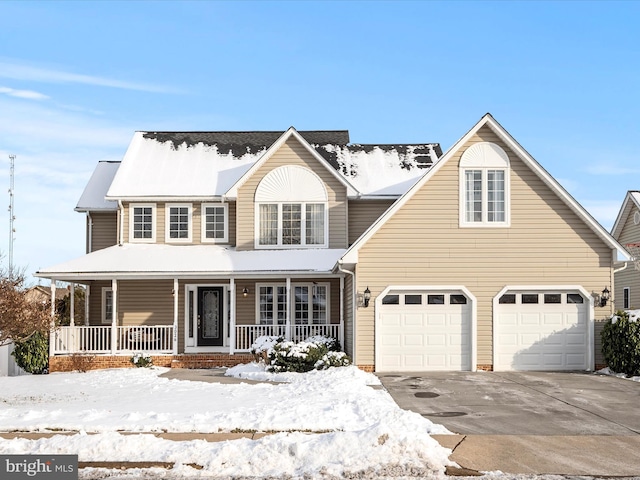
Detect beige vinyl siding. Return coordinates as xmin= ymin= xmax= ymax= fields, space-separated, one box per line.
xmin=614 ymin=204 xmax=640 ymax=311
xmin=117 ymin=280 xmax=174 ymax=326
xmin=236 ymin=137 xmax=348 ymax=250
xmin=89 ymin=212 xmax=117 ymax=252
xmin=348 ymin=199 xmax=395 ymax=245
xmin=355 ymin=126 xmax=614 ymax=368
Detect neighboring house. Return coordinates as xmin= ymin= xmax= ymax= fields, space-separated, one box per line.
xmin=611 ymin=191 xmax=640 ymax=310
xmin=36 ymin=114 xmax=628 ymax=373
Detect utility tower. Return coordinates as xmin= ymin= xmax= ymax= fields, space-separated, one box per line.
xmin=8 ymin=154 xmax=15 ymax=277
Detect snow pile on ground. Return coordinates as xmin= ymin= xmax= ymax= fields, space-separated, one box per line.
xmin=597 ymin=367 xmax=640 ymax=382
xmin=0 ymin=365 xmax=453 ymax=478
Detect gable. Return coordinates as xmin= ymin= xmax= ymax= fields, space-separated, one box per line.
xmin=341 ymin=114 xmax=628 ymax=264
xmin=235 ymin=135 xmax=349 ymax=250
xmin=612 ymin=191 xmax=640 ymax=246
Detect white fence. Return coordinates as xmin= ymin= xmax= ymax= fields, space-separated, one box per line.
xmin=51 ymin=326 xmax=174 ymax=355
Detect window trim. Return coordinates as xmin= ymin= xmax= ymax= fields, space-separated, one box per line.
xmin=165 ymin=203 xmax=192 ymax=243
xmin=623 ymin=287 xmax=630 ymax=309
xmin=254 ymin=202 xmax=329 ymax=249
xmin=101 ymin=287 xmax=113 ymax=325
xmin=201 ymin=203 xmax=229 ymax=244
xmin=459 ymin=142 xmax=511 ymax=228
xmin=255 ymin=282 xmax=331 ymax=325
xmin=129 ymin=203 xmax=157 ymax=243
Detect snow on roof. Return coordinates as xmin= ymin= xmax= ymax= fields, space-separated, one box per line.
xmin=106 ymin=133 xmax=264 ymax=198
xmin=36 ymin=244 xmax=346 ymax=279
xmin=75 ymin=161 xmax=120 ymax=211
xmin=318 ymin=144 xmax=439 ymax=196
xmin=631 ymin=191 xmax=640 ymax=206
xmin=103 ymin=130 xmax=442 ymax=199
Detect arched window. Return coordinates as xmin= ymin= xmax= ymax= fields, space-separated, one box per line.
xmin=459 ymin=142 xmax=510 ymax=227
xmin=255 ymin=166 xmax=328 ymax=248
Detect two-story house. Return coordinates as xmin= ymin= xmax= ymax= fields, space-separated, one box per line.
xmin=37 ymin=114 xmax=628 ymax=372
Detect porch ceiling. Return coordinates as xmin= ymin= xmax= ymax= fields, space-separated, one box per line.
xmin=35 ymin=244 xmax=346 ymax=281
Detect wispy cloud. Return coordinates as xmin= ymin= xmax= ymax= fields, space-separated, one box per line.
xmin=586 ymin=163 xmax=640 ymax=175
xmin=0 ymin=58 xmax=183 ymax=94
xmin=0 ymin=86 xmax=49 ymax=100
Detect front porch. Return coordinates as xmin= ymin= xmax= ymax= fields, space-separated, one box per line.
xmin=50 ymin=323 xmax=343 ymax=355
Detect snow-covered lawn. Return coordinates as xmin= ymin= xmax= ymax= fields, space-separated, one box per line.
xmin=0 ymin=364 xmax=453 ymax=479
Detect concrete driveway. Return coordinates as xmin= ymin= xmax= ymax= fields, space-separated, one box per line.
xmin=378 ymin=371 xmax=640 ymax=476
xmin=377 ymin=371 xmax=640 ymax=435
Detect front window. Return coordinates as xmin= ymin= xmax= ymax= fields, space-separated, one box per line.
xmin=259 ymin=285 xmax=287 ymax=325
xmin=202 ymin=204 xmax=228 ymax=243
xmin=624 ymin=287 xmax=630 ymax=309
xmin=257 ymin=283 xmax=328 ymax=325
xmin=130 ymin=204 xmax=156 ymax=242
xmin=167 ymin=204 xmax=191 ymax=242
xmin=257 ymin=203 xmax=326 ymax=248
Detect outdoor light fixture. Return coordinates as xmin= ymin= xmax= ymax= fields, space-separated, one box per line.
xmin=599 ymin=287 xmax=610 ymax=307
xmin=363 ymin=287 xmax=371 ymax=308
xmin=243 ymin=287 xmax=249 ymax=298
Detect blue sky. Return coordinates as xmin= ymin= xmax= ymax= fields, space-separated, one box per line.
xmin=0 ymin=1 xmax=639 ymax=283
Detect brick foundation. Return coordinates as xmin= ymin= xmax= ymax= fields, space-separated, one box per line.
xmin=356 ymin=364 xmax=375 ymax=373
xmin=49 ymin=354 xmax=255 ymax=373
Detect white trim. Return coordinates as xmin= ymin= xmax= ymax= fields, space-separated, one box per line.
xmin=623 ymin=286 xmax=631 ymax=309
xmin=183 ymin=283 xmax=229 ymax=353
xmin=129 ymin=203 xmax=156 ymax=243
xmin=459 ymin=166 xmax=511 ymax=228
xmin=254 ymin=201 xmax=329 ymax=249
xmin=165 ymin=203 xmax=193 ymax=243
xmin=255 ymin=281 xmax=331 ymax=325
xmin=374 ymin=285 xmax=477 ymax=372
xmin=255 ymin=165 xmax=328 ymax=202
xmin=172 ymin=278 xmax=179 ymax=355
xmin=341 ymin=114 xmax=629 ymax=264
xmin=225 ymin=127 xmax=358 ymax=198
xmin=492 ymin=285 xmax=594 ymax=372
xmin=201 ymin=203 xmax=229 ymax=244
xmin=101 ymin=287 xmax=113 ymax=325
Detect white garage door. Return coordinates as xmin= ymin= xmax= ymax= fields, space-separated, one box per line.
xmin=377 ymin=290 xmax=472 ymax=372
xmin=495 ymin=290 xmax=590 ymax=371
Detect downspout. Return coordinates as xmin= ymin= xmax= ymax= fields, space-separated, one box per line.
xmin=118 ymin=200 xmax=124 ymax=246
xmin=337 ymin=261 xmax=356 ymax=365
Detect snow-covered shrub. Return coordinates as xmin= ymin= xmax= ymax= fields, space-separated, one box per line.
xmin=250 ymin=335 xmax=283 ymax=363
xmin=130 ymin=352 xmax=153 ymax=368
xmin=601 ymin=310 xmax=640 ymax=376
xmin=315 ymin=350 xmax=351 ymax=370
xmin=267 ymin=336 xmax=351 ymax=373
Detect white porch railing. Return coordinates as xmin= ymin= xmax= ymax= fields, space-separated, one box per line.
xmin=51 ymin=326 xmax=174 ymax=355
xmin=234 ymin=323 xmax=342 ymax=352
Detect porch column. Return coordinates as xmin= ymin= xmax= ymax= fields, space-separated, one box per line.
xmin=69 ymin=283 xmax=75 ymax=327
xmin=85 ymin=284 xmax=90 ymax=325
xmin=229 ymin=279 xmax=235 ymax=355
xmin=173 ymin=279 xmax=179 ymax=355
xmin=111 ymin=279 xmax=118 ymax=354
xmin=49 ymin=279 xmax=57 ymax=357
xmin=285 ymin=277 xmax=291 ymax=341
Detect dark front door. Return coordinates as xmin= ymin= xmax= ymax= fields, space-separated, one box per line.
xmin=197 ymin=287 xmax=224 ymax=346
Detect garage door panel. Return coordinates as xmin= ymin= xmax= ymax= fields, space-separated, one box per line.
xmin=380 ymin=334 xmax=401 ymax=347
xmin=496 ymin=290 xmax=589 ymax=371
xmin=377 ymin=291 xmax=472 ymax=372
